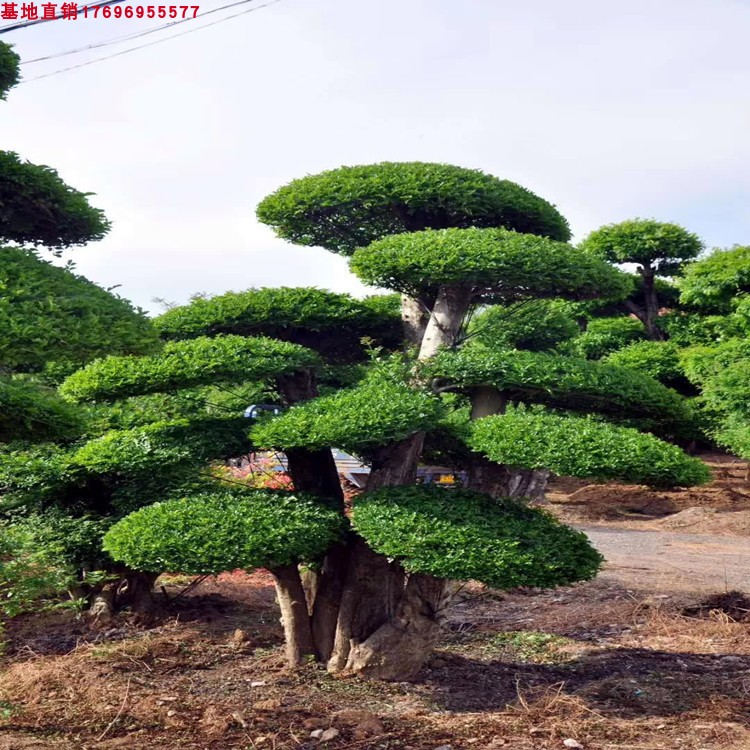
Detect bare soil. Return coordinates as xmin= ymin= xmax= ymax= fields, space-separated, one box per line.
xmin=3 ymin=454 xmax=750 ymax=749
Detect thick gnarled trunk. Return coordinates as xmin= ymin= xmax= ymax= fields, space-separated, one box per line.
xmin=272 ymin=564 xmax=316 ymax=666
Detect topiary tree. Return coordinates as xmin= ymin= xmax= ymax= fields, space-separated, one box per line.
xmin=15 ymin=162 xmax=709 ymax=681
xmin=679 ymin=245 xmax=750 ymax=314
xmin=0 ymin=42 xmax=19 ymax=101
xmin=580 ymin=219 xmax=704 ymax=340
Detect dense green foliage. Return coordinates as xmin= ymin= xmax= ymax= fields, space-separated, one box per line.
xmin=602 ymin=341 xmax=686 ymax=387
xmin=351 ymin=227 xmax=630 ymax=301
xmin=0 ymin=152 xmax=110 ymax=249
xmin=0 ymin=42 xmax=20 ymax=100
xmin=256 ymin=162 xmax=571 ymax=256
xmin=60 ymin=335 xmax=319 ymax=402
xmin=425 ymin=347 xmax=694 ymax=430
xmin=0 ymin=248 xmax=157 ymax=371
xmin=564 ymin=316 xmax=646 ymax=359
xmin=679 ymin=246 xmax=750 ymax=313
xmin=468 ymin=409 xmax=710 ymax=487
xmin=352 ymin=485 xmax=602 ymax=589
xmin=103 ymin=489 xmax=345 ymax=574
xmin=155 ymin=287 xmax=402 ymax=358
xmin=466 ymin=300 xmax=581 ymax=352
xmin=250 ymin=375 xmax=443 ymax=454
xmin=581 ymin=219 xmax=703 ymax=273
xmin=0 ymin=378 xmax=83 ymax=443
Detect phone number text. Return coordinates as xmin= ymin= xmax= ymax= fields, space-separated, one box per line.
xmin=0 ymin=3 xmax=200 ymax=19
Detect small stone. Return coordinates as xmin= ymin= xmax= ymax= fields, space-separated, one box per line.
xmin=230 ymin=628 xmax=248 ymax=646
xmin=563 ymin=740 xmax=584 ymax=749
xmin=435 ymin=746 xmax=453 ymax=750
xmin=310 ymin=729 xmax=324 ymax=739
xmin=320 ymin=728 xmax=340 ymax=742
xmin=231 ymin=712 xmax=248 ymax=728
xmin=166 ymin=710 xmax=177 ymax=717
xmin=250 ymin=680 xmax=267 ymax=687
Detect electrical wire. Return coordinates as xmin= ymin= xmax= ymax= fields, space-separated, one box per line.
xmin=19 ymin=0 xmax=279 ymax=82
xmin=22 ymin=0 xmax=268 ymax=64
xmin=0 ymin=0 xmax=128 ymax=34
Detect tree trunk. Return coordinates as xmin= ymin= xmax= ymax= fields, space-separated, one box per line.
xmin=343 ymin=572 xmax=449 ymax=680
xmin=271 ymin=563 xmax=316 ymax=667
xmin=401 ymin=294 xmax=430 ymax=348
xmin=639 ymin=266 xmax=665 ymax=341
xmin=310 ymin=541 xmax=350 ymax=661
xmin=470 ymin=386 xmax=507 ymax=420
xmin=418 ymin=285 xmax=473 ymax=360
xmin=466 ymin=456 xmax=549 ymax=502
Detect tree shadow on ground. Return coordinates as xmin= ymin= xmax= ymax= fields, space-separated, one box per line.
xmin=423 ymin=646 xmax=750 ymax=720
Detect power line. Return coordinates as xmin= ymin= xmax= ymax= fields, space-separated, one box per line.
xmin=22 ymin=0 xmax=268 ymax=64
xmin=0 ymin=0 xmax=128 ymax=35
xmin=19 ymin=0 xmax=280 ymax=82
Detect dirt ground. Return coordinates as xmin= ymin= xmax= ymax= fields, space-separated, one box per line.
xmin=2 ymin=453 xmax=750 ymax=750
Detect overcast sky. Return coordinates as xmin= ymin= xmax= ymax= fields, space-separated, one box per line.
xmin=3 ymin=0 xmax=750 ymax=314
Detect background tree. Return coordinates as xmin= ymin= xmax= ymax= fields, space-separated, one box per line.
xmin=580 ymin=219 xmax=704 ymax=340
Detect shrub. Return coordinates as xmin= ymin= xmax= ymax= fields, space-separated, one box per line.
xmin=103 ymin=489 xmax=346 ymax=574
xmin=352 ymin=485 xmax=602 ymax=589
xmin=468 ymin=409 xmax=710 ymax=488
xmin=256 ymin=161 xmax=571 ymax=255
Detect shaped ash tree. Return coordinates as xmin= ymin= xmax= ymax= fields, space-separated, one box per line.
xmin=30 ymin=162 xmax=707 ymax=680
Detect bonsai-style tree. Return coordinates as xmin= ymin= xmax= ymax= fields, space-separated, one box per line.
xmin=15 ymin=163 xmax=708 ymax=681
xmin=580 ymin=219 xmax=704 ymax=340
xmin=679 ymin=245 xmax=750 ymax=315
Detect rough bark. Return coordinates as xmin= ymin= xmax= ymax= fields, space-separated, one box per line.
xmin=639 ymin=265 xmax=666 ymax=341
xmin=366 ymin=433 xmax=425 ymax=490
xmin=466 ymin=456 xmax=549 ymax=502
xmin=271 ymin=563 xmax=316 ymax=667
xmin=310 ymin=542 xmax=350 ymax=660
xmin=343 ymin=572 xmax=449 ymax=680
xmin=418 ymin=285 xmax=473 ymax=360
xmin=401 ymin=294 xmax=430 ymax=348
xmin=327 ymin=537 xmax=405 ymax=672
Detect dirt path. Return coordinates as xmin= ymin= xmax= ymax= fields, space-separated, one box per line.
xmin=583 ymin=525 xmax=750 ymax=593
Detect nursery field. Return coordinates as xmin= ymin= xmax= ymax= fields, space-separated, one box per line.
xmin=2 ymin=455 xmax=750 ymax=750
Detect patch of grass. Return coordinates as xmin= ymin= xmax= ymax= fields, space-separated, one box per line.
xmin=490 ymin=631 xmax=577 ymax=664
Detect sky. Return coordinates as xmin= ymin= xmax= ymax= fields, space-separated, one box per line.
xmin=2 ymin=0 xmax=750 ymax=315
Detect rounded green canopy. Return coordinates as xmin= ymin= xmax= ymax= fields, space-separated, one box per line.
xmin=350 ymin=227 xmax=630 ymax=301
xmin=467 ymin=409 xmax=710 ymax=488
xmin=60 ymin=335 xmax=320 ymax=402
xmin=256 ymin=161 xmax=571 ymax=255
xmin=103 ymin=489 xmax=346 ymax=574
xmin=352 ymin=485 xmax=602 ymax=589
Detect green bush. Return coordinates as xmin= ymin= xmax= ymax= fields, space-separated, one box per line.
xmin=103 ymin=489 xmax=346 ymax=574
xmin=679 ymin=339 xmax=750 ymax=387
xmin=352 ymin=485 xmax=602 ymax=589
xmin=602 ymin=341 xmax=685 ymax=386
xmin=71 ymin=418 xmax=253 ymax=475
xmin=0 ymin=378 xmax=83 ymax=443
xmin=351 ymin=227 xmax=630 ymax=301
xmin=468 ymin=409 xmax=709 ymax=488
xmin=0 ymin=42 xmax=20 ymax=100
xmin=256 ymin=161 xmax=571 ymax=255
xmin=657 ymin=310 xmax=736 ymax=346
xmin=425 ymin=347 xmax=695 ymax=431
xmin=60 ymin=335 xmax=319 ymax=402
xmin=680 ymin=245 xmax=750 ymax=313
xmin=0 ymin=153 xmax=110 ymax=248
xmin=0 ymin=519 xmax=75 ymax=618
xmin=251 ymin=375 xmax=443 ymax=454
xmin=155 ymin=287 xmax=401 ymax=351
xmin=565 ymin=316 xmax=645 ymax=359
xmin=467 ymin=300 xmax=581 ymax=352
xmin=0 ymin=247 xmax=158 ymax=371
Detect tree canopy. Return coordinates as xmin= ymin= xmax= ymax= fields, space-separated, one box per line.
xmin=256 ymin=161 xmax=571 ymax=255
